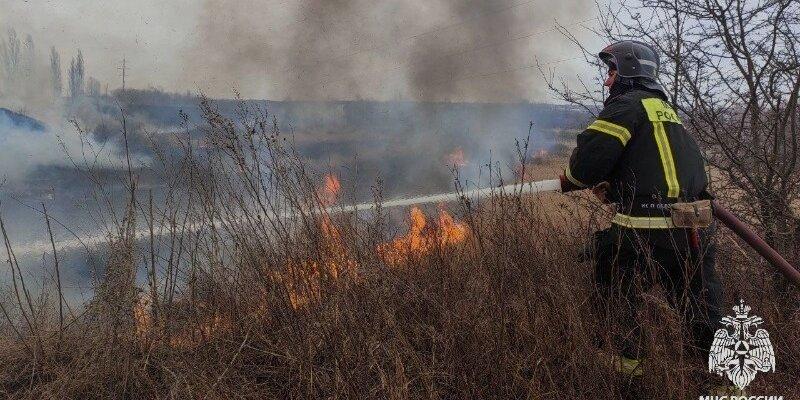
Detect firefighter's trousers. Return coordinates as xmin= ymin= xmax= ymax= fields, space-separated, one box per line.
xmin=592 ymin=225 xmax=723 ymax=360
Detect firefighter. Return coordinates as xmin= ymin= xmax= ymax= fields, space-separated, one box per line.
xmin=560 ymin=40 xmax=723 ymax=375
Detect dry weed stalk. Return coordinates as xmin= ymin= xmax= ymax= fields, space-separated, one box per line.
xmin=0 ymin=99 xmax=795 ymax=398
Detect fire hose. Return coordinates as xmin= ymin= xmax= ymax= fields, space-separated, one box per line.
xmin=516 ymin=179 xmax=800 ymax=288
xmin=336 ymin=178 xmax=800 ymax=288
xmin=711 ymin=200 xmax=800 ymax=287
xmin=14 ymin=177 xmax=800 ymax=288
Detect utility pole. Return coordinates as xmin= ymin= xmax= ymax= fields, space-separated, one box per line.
xmin=118 ymin=57 xmax=126 ymax=91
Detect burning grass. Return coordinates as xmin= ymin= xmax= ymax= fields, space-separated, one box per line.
xmin=378 ymin=207 xmax=469 ymax=267
xmin=0 ymin=100 xmax=798 ymax=399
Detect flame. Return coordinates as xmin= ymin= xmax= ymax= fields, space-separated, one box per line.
xmin=167 ymin=313 xmax=231 ymax=349
xmin=134 ymin=294 xmax=153 ymax=339
xmin=282 ymin=205 xmax=469 ymax=309
xmin=282 ymin=174 xmax=357 ymax=309
xmin=437 ymin=208 xmax=468 ymax=244
xmin=446 ymin=147 xmax=467 ymax=167
xmin=132 ymin=175 xmax=350 ymax=339
xmin=321 ymin=215 xmax=339 ymax=241
xmin=379 ymin=207 xmax=468 ymax=265
xmin=133 ymin=292 xmax=233 ymax=349
xmin=284 ymin=243 xmax=357 ymax=310
xmin=132 ymin=178 xmax=468 ymax=340
xmin=315 ymin=173 xmax=343 ymax=240
xmin=319 ymin=173 xmax=342 ymax=206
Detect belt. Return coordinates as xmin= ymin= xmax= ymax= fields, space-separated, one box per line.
xmin=612 ymin=213 xmax=675 ymax=229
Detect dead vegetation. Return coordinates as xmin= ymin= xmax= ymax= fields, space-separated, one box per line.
xmin=0 ymin=101 xmax=798 ymax=399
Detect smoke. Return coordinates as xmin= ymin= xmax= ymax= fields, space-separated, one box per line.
xmin=0 ymin=108 xmax=132 ymax=187
xmin=182 ymin=0 xmax=593 ymax=102
xmin=0 ymin=25 xmax=181 ymax=181
xmin=175 ymin=0 xmax=594 ymax=193
xmin=0 ymin=1 xmax=597 ymax=310
xmin=0 ymin=121 xmax=61 ymax=183
xmin=406 ymin=1 xmax=535 ymax=102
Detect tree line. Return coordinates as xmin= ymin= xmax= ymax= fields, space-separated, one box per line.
xmin=0 ymin=28 xmax=102 ymax=101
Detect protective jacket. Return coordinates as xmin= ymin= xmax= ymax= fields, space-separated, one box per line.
xmin=565 ymin=87 xmax=708 ymax=230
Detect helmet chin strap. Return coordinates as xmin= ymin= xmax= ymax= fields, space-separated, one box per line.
xmin=607 ymin=75 xmax=635 ymax=99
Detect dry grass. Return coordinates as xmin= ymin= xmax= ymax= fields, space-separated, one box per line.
xmin=0 ymin=100 xmax=797 ymax=399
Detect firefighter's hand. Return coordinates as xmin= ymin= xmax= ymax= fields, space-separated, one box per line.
xmin=559 ymin=175 xmax=581 ymax=193
xmin=592 ymin=182 xmax=610 ymax=203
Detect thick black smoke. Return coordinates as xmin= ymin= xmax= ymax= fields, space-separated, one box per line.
xmin=184 ymin=0 xmax=592 ymax=102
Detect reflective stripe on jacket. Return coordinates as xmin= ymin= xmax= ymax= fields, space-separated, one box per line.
xmin=566 ymin=88 xmax=708 ymax=228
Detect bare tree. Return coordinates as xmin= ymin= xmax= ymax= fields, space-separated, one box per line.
xmin=22 ymin=33 xmax=34 ymax=78
xmin=86 ymin=76 xmax=101 ymax=97
xmin=50 ymin=46 xmax=62 ymax=97
xmin=69 ymin=49 xmax=85 ymax=98
xmin=0 ymin=29 xmax=21 ymax=89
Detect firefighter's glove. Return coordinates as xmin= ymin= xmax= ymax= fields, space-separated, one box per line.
xmin=592 ymin=182 xmax=611 ymax=203
xmin=559 ymin=175 xmax=581 ymax=193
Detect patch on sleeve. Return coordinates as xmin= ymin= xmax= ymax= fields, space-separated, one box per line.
xmin=641 ymin=98 xmax=682 ymax=125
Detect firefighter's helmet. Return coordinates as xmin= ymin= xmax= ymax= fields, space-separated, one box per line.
xmin=599 ymin=41 xmax=662 ymax=91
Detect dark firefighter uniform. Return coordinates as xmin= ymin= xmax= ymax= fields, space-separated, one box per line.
xmin=564 ymin=41 xmax=723 ymax=363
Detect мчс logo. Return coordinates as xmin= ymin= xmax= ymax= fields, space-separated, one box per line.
xmin=708 ymin=300 xmax=776 ymax=391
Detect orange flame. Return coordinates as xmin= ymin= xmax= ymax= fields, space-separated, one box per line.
xmin=437 ymin=208 xmax=468 ymax=244
xmin=132 ymin=179 xmax=468 ymax=340
xmin=379 ymin=207 xmax=469 ymax=265
xmin=282 ymin=174 xmax=357 ymax=309
xmin=319 ymin=173 xmax=342 ymax=206
xmin=133 ymin=293 xmax=233 ymax=349
xmin=446 ymin=147 xmax=467 ymax=167
xmin=167 ymin=313 xmax=231 ymax=349
xmin=134 ymin=294 xmax=153 ymax=339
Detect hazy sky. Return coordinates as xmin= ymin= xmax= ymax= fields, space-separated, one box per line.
xmin=3 ymin=0 xmax=599 ymax=101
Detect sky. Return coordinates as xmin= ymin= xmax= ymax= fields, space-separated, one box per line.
xmin=2 ymin=0 xmax=600 ymax=102
xmin=2 ymin=0 xmax=200 ymax=91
